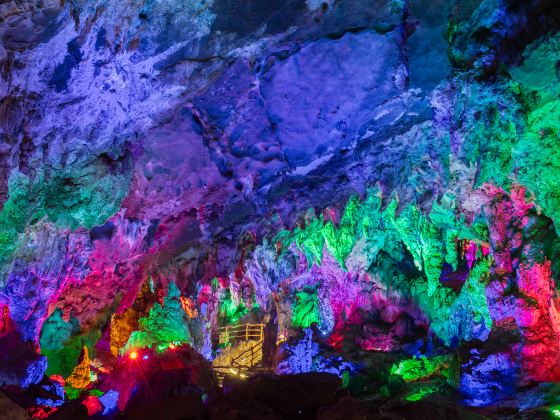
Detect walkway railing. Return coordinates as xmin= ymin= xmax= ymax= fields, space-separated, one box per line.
xmin=231 ymin=339 xmax=263 ymax=372
xmin=215 ymin=323 xmax=264 ymax=345
xmin=212 ymin=323 xmax=265 ymax=385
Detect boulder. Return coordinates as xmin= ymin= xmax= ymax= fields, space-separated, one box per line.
xmin=227 ymin=372 xmax=341 ymax=417
xmin=101 ymin=346 xmax=218 ymax=413
xmin=0 ymin=392 xmax=28 ymax=420
xmin=0 ymin=332 xmax=46 ymax=388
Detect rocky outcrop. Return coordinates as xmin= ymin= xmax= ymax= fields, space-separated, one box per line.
xmin=101 ymin=345 xmax=218 ymax=412
xmin=0 ymin=329 xmax=46 ymax=388
xmin=0 ymin=391 xmax=29 ymax=420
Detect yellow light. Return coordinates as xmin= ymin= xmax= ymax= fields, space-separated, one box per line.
xmin=130 ymin=351 xmax=138 ymax=360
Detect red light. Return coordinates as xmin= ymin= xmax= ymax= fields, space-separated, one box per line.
xmin=129 ymin=351 xmax=138 ymax=360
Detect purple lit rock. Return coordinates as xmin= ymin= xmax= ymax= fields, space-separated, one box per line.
xmin=261 ymin=30 xmax=403 ymax=168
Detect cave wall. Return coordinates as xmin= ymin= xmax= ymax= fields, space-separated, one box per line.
xmin=2 ymin=0 xmax=560 ymax=415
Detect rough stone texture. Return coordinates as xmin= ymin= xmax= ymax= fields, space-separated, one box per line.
xmin=101 ymin=345 xmax=218 ymax=412
xmin=0 ymin=391 xmax=29 ymax=420
xmin=220 ymin=372 xmax=341 ymax=418
xmin=0 ymin=330 xmax=47 ymax=388
xmin=2 ymin=0 xmax=560 ymax=417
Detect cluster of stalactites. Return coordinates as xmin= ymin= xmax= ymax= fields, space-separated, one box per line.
xmin=263 ymin=189 xmax=492 ymax=345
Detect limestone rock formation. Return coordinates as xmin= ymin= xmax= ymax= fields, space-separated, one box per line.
xmin=2 ymin=0 xmax=560 ymax=417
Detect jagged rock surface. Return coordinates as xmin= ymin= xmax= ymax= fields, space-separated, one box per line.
xmin=2 ymin=0 xmax=560 ymax=417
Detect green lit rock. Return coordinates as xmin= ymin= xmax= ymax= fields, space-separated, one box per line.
xmin=42 ymin=158 xmax=132 ymax=230
xmin=125 ymin=282 xmax=192 ymax=351
xmin=0 ymin=158 xmax=130 ymax=268
xmin=272 ymin=189 xmax=493 ymax=344
xmin=349 ymin=191 xmax=388 ymax=270
xmin=514 ymin=100 xmax=560 ymax=234
xmin=508 ymin=34 xmax=560 ymax=234
xmin=390 ymin=355 xmax=453 ymax=383
xmin=39 ymin=309 xmax=82 ymax=377
xmin=322 ymin=197 xmax=360 ymax=269
xmin=405 ymin=384 xmax=441 ymax=401
xmin=420 ymin=259 xmax=492 ymax=344
xmin=218 ymin=289 xmax=249 ymax=325
xmin=435 ymin=75 xmax=523 ymax=191
xmin=292 ymin=287 xmax=321 ymax=329
xmin=385 ymin=200 xmax=445 ymax=296
xmin=0 ymin=173 xmax=37 ymax=266
xmin=295 ymin=211 xmax=325 ymax=267
xmin=2 ymin=155 xmax=130 ymax=227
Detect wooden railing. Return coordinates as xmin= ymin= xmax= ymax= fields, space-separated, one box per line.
xmin=212 ymin=323 xmax=265 ymax=385
xmin=213 ymin=339 xmax=264 ymax=381
xmin=231 ymin=339 xmax=263 ymax=371
xmin=215 ymin=323 xmax=264 ymax=345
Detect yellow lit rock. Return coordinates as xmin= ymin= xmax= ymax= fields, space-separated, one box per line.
xmin=66 ymin=347 xmax=91 ymax=389
xmin=110 ymin=310 xmax=136 ymax=356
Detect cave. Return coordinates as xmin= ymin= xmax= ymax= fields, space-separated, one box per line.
xmin=2 ymin=0 xmax=560 ymax=419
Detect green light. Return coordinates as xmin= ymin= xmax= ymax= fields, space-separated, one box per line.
xmin=405 ymin=385 xmax=439 ymax=401
xmin=89 ymin=389 xmax=104 ymax=397
xmin=39 ymin=309 xmax=82 ymax=377
xmin=390 ymin=355 xmax=452 ymax=382
xmin=125 ymin=281 xmax=192 ymax=351
xmin=218 ymin=290 xmax=248 ymax=325
xmin=64 ymin=386 xmax=81 ymax=400
xmin=272 ymin=189 xmax=492 ymax=344
xmin=550 ymin=406 xmax=560 ymax=418
xmin=292 ymin=288 xmax=321 ymax=329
